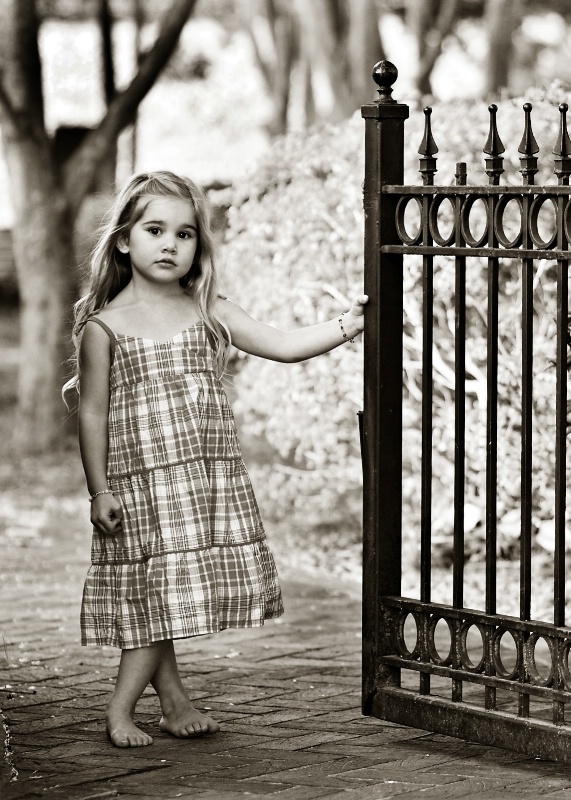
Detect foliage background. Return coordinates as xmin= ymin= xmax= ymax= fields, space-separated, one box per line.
xmin=3 ymin=2 xmax=571 ymax=613
xmin=220 ymin=84 xmax=571 ymax=614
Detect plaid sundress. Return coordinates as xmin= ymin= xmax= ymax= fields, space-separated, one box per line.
xmin=80 ymin=318 xmax=283 ymax=649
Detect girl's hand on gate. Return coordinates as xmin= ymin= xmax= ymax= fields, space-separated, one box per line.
xmin=90 ymin=494 xmax=123 ymax=535
xmin=345 ymin=295 xmax=369 ymax=335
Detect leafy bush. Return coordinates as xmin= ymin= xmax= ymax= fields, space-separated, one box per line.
xmin=221 ymin=82 xmax=571 ymax=566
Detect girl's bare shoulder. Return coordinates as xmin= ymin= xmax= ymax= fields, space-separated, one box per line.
xmin=89 ymin=289 xmax=132 ymax=331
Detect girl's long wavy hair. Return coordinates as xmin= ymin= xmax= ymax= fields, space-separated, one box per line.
xmin=62 ymin=171 xmax=229 ymax=406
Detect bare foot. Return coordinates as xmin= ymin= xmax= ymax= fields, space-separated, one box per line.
xmin=106 ymin=707 xmax=153 ymax=748
xmin=159 ymin=703 xmax=220 ymax=738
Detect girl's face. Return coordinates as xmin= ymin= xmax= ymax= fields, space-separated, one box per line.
xmin=118 ymin=196 xmax=198 ymax=286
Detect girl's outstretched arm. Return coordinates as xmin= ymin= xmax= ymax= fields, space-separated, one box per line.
xmin=78 ymin=321 xmax=123 ymax=535
xmin=217 ymin=295 xmax=368 ymax=363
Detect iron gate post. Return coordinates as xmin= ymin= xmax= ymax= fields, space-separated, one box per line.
xmin=361 ymin=61 xmax=409 ymax=714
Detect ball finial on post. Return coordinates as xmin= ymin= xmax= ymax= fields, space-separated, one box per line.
xmin=372 ymin=61 xmax=398 ymax=104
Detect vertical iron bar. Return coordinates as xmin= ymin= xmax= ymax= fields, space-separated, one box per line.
xmin=552 ymin=112 xmax=570 ymax=722
xmin=483 ymin=103 xmax=504 ymax=713
xmin=519 ymin=262 xmax=533 ymax=723
xmin=420 ymin=241 xmax=433 ymax=613
xmin=554 ymin=252 xmax=568 ymax=671
xmin=517 ymin=102 xmax=543 ymax=720
xmin=361 ymin=62 xmax=409 ymax=716
xmin=418 ymin=108 xmax=438 ymax=697
xmin=452 ymin=163 xmax=467 ymax=704
xmin=485 ymin=249 xmax=499 ymax=619
xmin=420 ymin=236 xmax=433 ymax=699
xmin=516 ymin=102 xmax=538 ymax=720
xmin=519 ymin=212 xmax=533 ymax=721
xmin=485 ymin=200 xmax=499 ymax=712
xmin=553 ymin=256 xmax=569 ymax=727
xmin=453 ymin=228 xmax=466 ymax=610
xmin=554 ymin=205 xmax=568 ymax=631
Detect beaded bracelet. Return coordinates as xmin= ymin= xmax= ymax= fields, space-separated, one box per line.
xmin=338 ymin=314 xmax=355 ymax=344
xmin=90 ymin=489 xmax=114 ymax=503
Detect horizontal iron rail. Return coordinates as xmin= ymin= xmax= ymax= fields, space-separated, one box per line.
xmin=383 ymin=184 xmax=571 ymax=195
xmin=381 ymin=245 xmax=571 ymax=259
xmin=381 ymin=656 xmax=571 ymax=702
xmin=374 ymin=688 xmax=571 ymax=762
xmin=382 ymin=596 xmax=571 ymax=639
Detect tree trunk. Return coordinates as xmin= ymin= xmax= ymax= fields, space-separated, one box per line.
xmin=294 ymin=0 xmax=354 ymax=122
xmin=64 ymin=0 xmax=198 ymax=211
xmin=0 ymin=0 xmax=197 ymax=453
xmin=406 ymin=0 xmax=437 ymax=95
xmin=247 ymin=0 xmax=299 ymax=136
xmin=0 ymin=0 xmax=72 ymax=451
xmin=96 ymin=0 xmax=117 ymax=192
xmin=485 ymin=0 xmax=522 ymax=96
xmin=3 ymin=136 xmax=75 ymax=451
xmin=407 ymin=0 xmax=460 ymax=97
xmin=346 ymin=0 xmax=385 ymax=107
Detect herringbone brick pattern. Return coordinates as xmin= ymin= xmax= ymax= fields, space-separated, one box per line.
xmin=4 ymin=514 xmax=571 ymax=798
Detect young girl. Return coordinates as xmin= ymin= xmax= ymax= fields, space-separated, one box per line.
xmin=64 ymin=171 xmax=367 ymax=749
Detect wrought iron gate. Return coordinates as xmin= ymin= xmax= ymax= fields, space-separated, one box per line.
xmin=361 ymin=61 xmax=571 ymax=761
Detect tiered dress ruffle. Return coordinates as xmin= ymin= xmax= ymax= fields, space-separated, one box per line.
xmin=81 ymin=320 xmax=283 ymax=649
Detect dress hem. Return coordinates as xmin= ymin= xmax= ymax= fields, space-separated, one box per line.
xmin=80 ymin=607 xmax=285 ymax=649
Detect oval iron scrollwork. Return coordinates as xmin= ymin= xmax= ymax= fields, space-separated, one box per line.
xmin=494 ymin=195 xmax=523 ymax=249
xmin=460 ymin=196 xmax=489 ymax=248
xmin=493 ymin=627 xmax=521 ymax=680
xmin=529 ymin=195 xmax=558 ymax=249
xmin=524 ymin=633 xmax=555 ymax=687
xmin=396 ymin=196 xmax=423 ymax=245
xmin=428 ymin=195 xmax=456 ymax=246
xmin=458 ymin=621 xmax=487 ymax=673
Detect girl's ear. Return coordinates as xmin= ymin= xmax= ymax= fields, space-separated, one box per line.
xmin=116 ymin=236 xmax=129 ymax=254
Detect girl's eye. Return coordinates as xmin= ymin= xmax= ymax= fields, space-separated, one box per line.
xmin=148 ymin=227 xmax=161 ymax=236
xmin=179 ymin=231 xmax=194 ymax=240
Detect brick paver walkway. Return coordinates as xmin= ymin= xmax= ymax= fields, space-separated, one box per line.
xmin=4 ymin=496 xmax=571 ymax=798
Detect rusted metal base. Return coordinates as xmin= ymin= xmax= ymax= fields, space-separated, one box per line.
xmin=373 ymin=688 xmax=571 ymax=762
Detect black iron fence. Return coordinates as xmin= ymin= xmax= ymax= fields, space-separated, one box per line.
xmin=361 ymin=60 xmax=571 ymax=760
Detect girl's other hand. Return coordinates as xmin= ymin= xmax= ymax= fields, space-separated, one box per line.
xmin=346 ymin=294 xmax=369 ymax=334
xmin=90 ymin=494 xmax=124 ymax=535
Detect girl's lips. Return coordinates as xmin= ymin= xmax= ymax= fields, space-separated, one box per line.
xmin=156 ymin=258 xmax=176 ymax=265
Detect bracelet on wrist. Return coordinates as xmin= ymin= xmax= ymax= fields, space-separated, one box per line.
xmin=338 ymin=314 xmax=355 ymax=344
xmin=89 ymin=489 xmax=114 ymax=503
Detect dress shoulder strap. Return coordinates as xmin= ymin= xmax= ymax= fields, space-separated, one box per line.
xmin=87 ymin=317 xmax=117 ymax=360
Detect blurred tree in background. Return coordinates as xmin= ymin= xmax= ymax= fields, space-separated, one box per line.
xmin=239 ymin=0 xmax=385 ymax=134
xmin=2 ymin=0 xmax=571 ymax=457
xmin=401 ymin=0 xmax=571 ymax=97
xmin=0 ymin=0 xmax=196 ymax=452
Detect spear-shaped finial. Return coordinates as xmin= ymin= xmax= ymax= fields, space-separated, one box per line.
xmin=484 ymin=104 xmax=505 ymax=185
xmin=553 ymin=102 xmax=571 ymax=184
xmin=418 ymin=107 xmax=438 ymax=185
xmin=518 ymin=103 xmax=539 ymax=185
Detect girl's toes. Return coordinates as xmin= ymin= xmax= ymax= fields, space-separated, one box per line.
xmin=159 ymin=708 xmax=220 ymax=738
xmin=130 ymin=733 xmax=151 ymax=747
xmin=186 ymin=722 xmax=202 ymax=735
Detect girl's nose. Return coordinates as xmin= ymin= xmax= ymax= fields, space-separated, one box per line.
xmin=162 ymin=238 xmax=177 ymax=253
